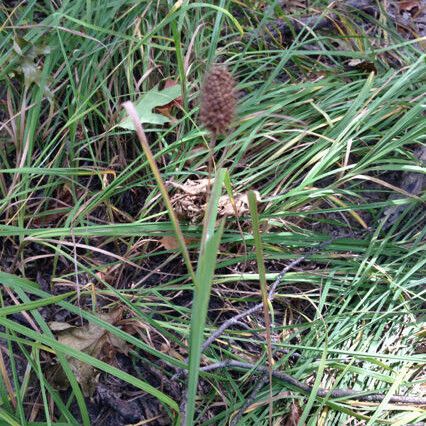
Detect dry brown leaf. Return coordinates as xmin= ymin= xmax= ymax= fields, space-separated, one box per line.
xmin=169 ymin=178 xmax=211 ymax=196
xmin=159 ymin=235 xmax=197 ymax=250
xmin=169 ymin=178 xmax=259 ymax=223
xmin=48 ymin=308 xmax=127 ymax=396
xmin=169 ymin=179 xmax=209 ymax=223
xmin=160 ymin=342 xmax=185 ymax=361
xmin=218 ymin=191 xmax=260 ymax=218
xmin=48 ymin=321 xmax=75 ymax=331
xmin=171 ymin=193 xmax=204 ymax=222
xmin=399 ymin=0 xmax=421 ymax=12
xmin=347 ymin=59 xmax=377 ymax=73
xmin=159 ymin=235 xmax=181 ymax=250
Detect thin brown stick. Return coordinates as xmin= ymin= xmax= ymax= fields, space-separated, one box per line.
xmin=172 ymin=234 xmax=426 ymax=415
xmin=201 ymin=257 xmax=305 ymax=353
xmin=199 ymin=361 xmax=426 ymax=406
xmin=122 ymin=101 xmax=195 ymax=283
xmin=172 ymin=256 xmax=306 ymax=385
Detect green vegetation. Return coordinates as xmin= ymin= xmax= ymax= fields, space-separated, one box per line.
xmin=0 ymin=1 xmax=425 ymax=424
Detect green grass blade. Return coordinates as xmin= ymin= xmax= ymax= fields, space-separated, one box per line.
xmin=248 ymin=190 xmax=274 ymax=420
xmin=184 ymin=168 xmax=226 ymax=426
xmin=0 ymin=292 xmax=75 ymax=317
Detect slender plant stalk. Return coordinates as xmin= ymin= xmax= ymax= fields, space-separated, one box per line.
xmin=248 ymin=191 xmax=274 ymax=425
xmin=122 ymin=101 xmax=195 ymax=284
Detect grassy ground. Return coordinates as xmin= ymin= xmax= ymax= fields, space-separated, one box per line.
xmin=0 ymin=0 xmax=425 ymax=425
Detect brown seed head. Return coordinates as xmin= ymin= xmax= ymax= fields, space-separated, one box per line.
xmin=199 ymin=65 xmax=236 ymax=136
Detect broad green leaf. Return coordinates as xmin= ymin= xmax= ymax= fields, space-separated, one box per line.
xmin=118 ymin=84 xmax=181 ymax=129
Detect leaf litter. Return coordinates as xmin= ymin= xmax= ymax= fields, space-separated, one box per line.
xmin=48 ymin=308 xmax=127 ymax=396
xmin=168 ymin=178 xmax=260 ymax=223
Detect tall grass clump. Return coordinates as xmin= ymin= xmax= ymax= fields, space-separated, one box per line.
xmin=0 ymin=0 xmax=425 ymax=425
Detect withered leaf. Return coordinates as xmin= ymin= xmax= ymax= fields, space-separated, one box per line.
xmin=347 ymin=59 xmax=377 ymax=73
xmin=168 ymin=178 xmax=211 ymax=196
xmin=169 ymin=178 xmax=259 ymax=223
xmin=218 ymin=191 xmax=260 ymax=218
xmin=48 ymin=309 xmax=127 ymax=396
xmin=169 ymin=179 xmax=210 ymax=223
xmin=399 ymin=0 xmax=420 ymax=12
xmin=159 ymin=235 xmax=197 ymax=250
xmin=159 ymin=236 xmax=181 ymax=250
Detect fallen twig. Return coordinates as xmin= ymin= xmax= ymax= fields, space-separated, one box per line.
xmin=201 ymin=257 xmax=305 ymax=354
xmin=175 ymin=256 xmax=306 ymax=422
xmin=201 ymin=236 xmax=338 ymax=355
xmin=175 ymin=238 xmax=338 ymax=384
xmin=200 ymin=360 xmax=426 ymax=406
xmin=175 ymin=233 xmax=369 ymax=421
